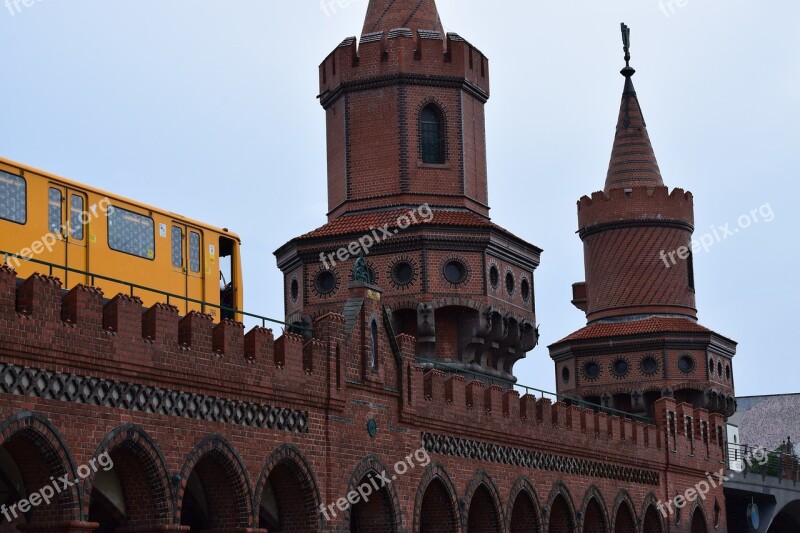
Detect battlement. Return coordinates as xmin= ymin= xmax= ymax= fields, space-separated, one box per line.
xmin=0 ymin=268 xmax=337 ymax=410
xmin=577 ymin=186 xmax=694 ymax=233
xmin=318 ymin=30 xmax=489 ymax=107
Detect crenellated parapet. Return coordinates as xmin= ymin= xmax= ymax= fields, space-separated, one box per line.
xmin=319 ymin=30 xmax=489 ymax=108
xmin=577 ymin=186 xmax=694 ymax=234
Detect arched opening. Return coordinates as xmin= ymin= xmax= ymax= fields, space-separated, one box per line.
xmin=390 ymin=308 xmax=418 ymax=338
xmin=0 ymin=419 xmax=78 ymax=529
xmin=582 ymin=497 xmax=607 ymax=533
xmin=179 ymin=444 xmax=251 ymax=532
xmin=258 ymin=457 xmax=317 ymax=532
xmin=467 ymin=483 xmax=502 ymax=532
xmin=613 ymin=501 xmax=636 ymax=533
xmin=690 ymin=507 xmax=708 ymax=533
xmin=508 ymin=489 xmax=540 ymax=533
xmin=349 ymin=472 xmax=397 ymax=533
xmin=420 ymin=104 xmax=445 ymax=164
xmin=418 ymin=477 xmax=458 ymax=533
xmin=86 ymin=428 xmax=172 ymax=532
xmin=642 ymin=504 xmax=664 ymax=533
xmin=548 ymin=493 xmax=575 ymax=533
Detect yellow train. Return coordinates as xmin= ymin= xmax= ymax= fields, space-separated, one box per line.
xmin=0 ymin=157 xmax=242 ymax=321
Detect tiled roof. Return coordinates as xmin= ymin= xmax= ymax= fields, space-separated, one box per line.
xmin=298 ymin=209 xmax=505 ymax=240
xmin=554 ymin=317 xmax=712 ymax=344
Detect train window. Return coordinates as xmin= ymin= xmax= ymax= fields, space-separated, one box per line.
xmin=48 ymin=188 xmax=62 ymax=233
xmin=171 ymin=227 xmax=183 ymax=268
xmin=219 ymin=236 xmax=236 ymax=320
xmin=108 ymin=206 xmax=155 ymax=260
xmin=70 ymin=194 xmax=84 ymax=240
xmin=0 ymin=171 xmax=26 ymax=224
xmin=189 ymin=232 xmax=201 ymax=273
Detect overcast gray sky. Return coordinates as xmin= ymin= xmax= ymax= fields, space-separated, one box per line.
xmin=1 ymin=1 xmax=798 ymax=396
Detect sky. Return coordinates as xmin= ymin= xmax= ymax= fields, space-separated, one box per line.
xmin=1 ymin=0 xmax=798 ymax=396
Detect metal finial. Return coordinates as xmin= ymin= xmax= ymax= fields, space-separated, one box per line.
xmin=621 ymin=23 xmax=631 ymax=67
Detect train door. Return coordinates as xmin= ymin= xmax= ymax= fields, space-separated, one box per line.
xmin=186 ymin=226 xmax=206 ymax=315
xmin=48 ymin=185 xmax=88 ymax=287
xmin=168 ymin=223 xmax=189 ymax=315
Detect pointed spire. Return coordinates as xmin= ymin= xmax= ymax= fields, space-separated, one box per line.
xmin=604 ymin=23 xmax=663 ymax=192
xmin=362 ymin=0 xmax=444 ymax=37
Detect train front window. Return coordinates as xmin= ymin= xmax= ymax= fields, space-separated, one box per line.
xmin=189 ymin=232 xmax=201 ymax=273
xmin=171 ymin=227 xmax=183 ymax=268
xmin=108 ymin=206 xmax=155 ymax=260
xmin=0 ymin=171 xmax=26 ymax=224
xmin=48 ymin=188 xmax=62 ymax=234
xmin=70 ymin=194 xmax=84 ymax=240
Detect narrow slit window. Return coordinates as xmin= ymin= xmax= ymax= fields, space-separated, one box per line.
xmin=189 ymin=231 xmax=201 ymax=273
xmin=48 ymin=188 xmax=62 ymax=234
xmin=420 ymin=105 xmax=445 ymax=164
xmin=370 ymin=319 xmax=379 ymax=371
xmin=70 ymin=195 xmax=84 ymax=240
xmin=171 ymin=227 xmax=183 ymax=268
xmin=0 ymin=171 xmax=26 ymax=224
xmin=688 ymin=251 xmax=695 ymax=290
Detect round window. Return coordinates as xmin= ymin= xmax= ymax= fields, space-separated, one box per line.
xmin=290 ymin=278 xmax=299 ymax=301
xmin=612 ymin=359 xmax=629 ymax=377
xmin=391 ymin=261 xmax=414 ymax=287
xmin=521 ymin=278 xmax=530 ymax=301
xmin=678 ymin=355 xmax=695 ymax=374
xmin=562 ymin=367 xmax=570 ymax=383
xmin=641 ymin=356 xmax=659 ymax=375
xmin=506 ymin=272 xmax=515 ymax=295
xmin=444 ymin=260 xmax=467 ymax=285
xmin=489 ymin=265 xmax=499 ymax=289
xmin=316 ymin=270 xmax=337 ymax=295
xmin=584 ymin=362 xmax=600 ymax=379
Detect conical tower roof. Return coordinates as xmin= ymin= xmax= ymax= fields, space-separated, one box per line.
xmin=362 ymin=0 xmax=444 ymax=37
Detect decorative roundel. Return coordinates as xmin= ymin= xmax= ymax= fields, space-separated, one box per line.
xmin=521 ymin=278 xmax=531 ymax=302
xmin=611 ymin=358 xmax=629 ymax=377
xmin=583 ymin=361 xmax=601 ymax=380
xmin=313 ymin=267 xmax=340 ymax=298
xmin=290 ymin=278 xmax=299 ymax=302
xmin=561 ymin=366 xmax=570 ymax=383
xmin=505 ymin=271 xmax=515 ymax=295
xmin=443 ymin=258 xmax=468 ymax=286
xmin=489 ymin=264 xmax=499 ymax=289
xmin=640 ymin=356 xmax=659 ymax=375
xmin=389 ymin=258 xmax=417 ymax=289
xmin=678 ymin=354 xmax=696 ymax=374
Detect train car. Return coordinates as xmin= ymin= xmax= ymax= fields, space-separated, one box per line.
xmin=0 ymin=157 xmax=242 ymax=321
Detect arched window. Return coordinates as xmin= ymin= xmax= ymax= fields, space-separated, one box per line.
xmin=370 ymin=319 xmax=379 ymax=371
xmin=420 ymin=104 xmax=445 ymax=164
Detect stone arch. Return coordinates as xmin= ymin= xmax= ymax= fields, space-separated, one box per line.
xmin=689 ymin=500 xmax=709 ymax=533
xmin=610 ymin=490 xmax=637 ymax=533
xmin=177 ymin=435 xmax=254 ymax=531
xmin=82 ymin=424 xmax=173 ymax=530
xmin=545 ymin=482 xmax=577 ymax=533
xmin=506 ymin=477 xmax=542 ymax=533
xmin=579 ymin=485 xmax=609 ymax=533
xmin=254 ymin=444 xmax=321 ymax=532
xmin=0 ymin=412 xmax=80 ymax=527
xmin=463 ymin=470 xmax=504 ymax=532
xmin=413 ymin=462 xmax=460 ymax=533
xmin=343 ymin=455 xmax=403 ymax=533
xmin=640 ymin=493 xmax=665 ymax=533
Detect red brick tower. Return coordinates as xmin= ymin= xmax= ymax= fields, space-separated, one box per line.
xmin=276 ymin=0 xmax=541 ymax=382
xmin=549 ymin=27 xmax=736 ymax=417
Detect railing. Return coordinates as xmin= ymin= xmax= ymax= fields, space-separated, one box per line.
xmin=416 ymin=357 xmax=654 ymax=424
xmin=726 ymin=442 xmax=800 ymax=481
xmin=0 ymin=249 xmax=311 ymax=333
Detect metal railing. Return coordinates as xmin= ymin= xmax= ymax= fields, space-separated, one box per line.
xmin=726 ymin=442 xmax=800 ymax=481
xmin=416 ymin=357 xmax=654 ymax=424
xmin=1 ymin=249 xmax=310 ymax=333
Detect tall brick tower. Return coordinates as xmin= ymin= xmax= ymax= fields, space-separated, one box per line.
xmin=275 ymin=0 xmax=541 ymax=382
xmin=549 ymin=26 xmax=737 ymax=417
